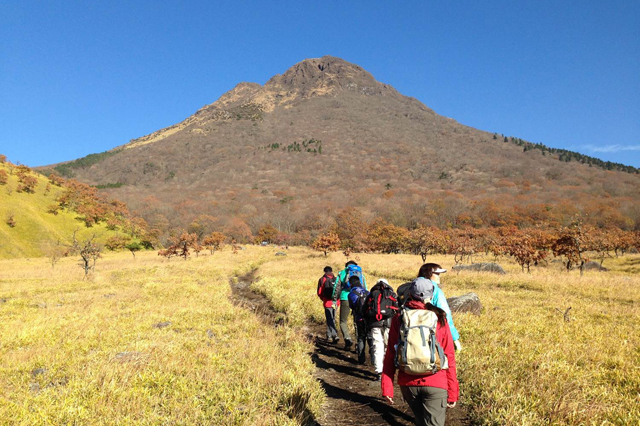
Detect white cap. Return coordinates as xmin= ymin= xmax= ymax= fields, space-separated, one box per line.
xmin=434 ymin=268 xmax=447 ymax=274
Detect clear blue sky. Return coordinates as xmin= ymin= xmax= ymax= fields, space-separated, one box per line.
xmin=1 ymin=1 xmax=639 ymax=168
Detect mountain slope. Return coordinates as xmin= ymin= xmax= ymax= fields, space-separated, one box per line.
xmin=0 ymin=162 xmax=134 ymax=259
xmin=42 ymin=56 xmax=640 ymax=238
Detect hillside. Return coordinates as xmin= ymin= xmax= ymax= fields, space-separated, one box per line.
xmin=0 ymin=161 xmax=138 ymax=259
xmin=41 ymin=56 xmax=640 ymax=240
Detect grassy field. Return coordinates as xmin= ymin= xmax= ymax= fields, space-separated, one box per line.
xmin=1 ymin=246 xmax=638 ymax=425
xmin=0 ymin=247 xmax=323 ymax=425
xmin=253 ymin=250 xmax=640 ymax=425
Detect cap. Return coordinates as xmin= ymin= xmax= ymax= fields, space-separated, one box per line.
xmin=434 ymin=268 xmax=447 ymax=274
xmin=409 ymin=277 xmax=434 ymax=302
xmin=377 ymin=278 xmax=389 ymax=286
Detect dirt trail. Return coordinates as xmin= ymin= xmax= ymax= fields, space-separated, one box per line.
xmin=230 ymin=271 xmax=471 ymax=426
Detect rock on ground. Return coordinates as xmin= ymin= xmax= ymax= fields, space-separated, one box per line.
xmin=447 ymin=293 xmax=482 ymax=315
xmin=452 ymin=263 xmax=506 ymax=274
xmin=584 ymin=261 xmax=608 ymax=271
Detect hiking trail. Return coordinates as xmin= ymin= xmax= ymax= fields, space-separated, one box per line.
xmin=230 ymin=271 xmax=471 ymax=426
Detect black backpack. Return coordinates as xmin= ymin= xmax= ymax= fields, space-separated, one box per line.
xmin=396 ymin=281 xmax=413 ymax=308
xmin=365 ymin=281 xmax=400 ymax=321
xmin=321 ymin=275 xmax=337 ymax=299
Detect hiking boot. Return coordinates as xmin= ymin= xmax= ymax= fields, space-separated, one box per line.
xmin=344 ymin=339 xmax=353 ymax=350
xmin=332 ymin=336 xmax=339 ymax=344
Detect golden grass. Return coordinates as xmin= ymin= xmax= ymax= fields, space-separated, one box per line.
xmin=0 ymin=247 xmax=324 ymax=425
xmin=1 ymin=245 xmax=638 ymax=425
xmin=252 ymin=250 xmax=640 ymax=425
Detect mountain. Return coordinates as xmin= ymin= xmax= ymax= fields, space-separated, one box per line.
xmin=41 ymin=56 xmax=640 ymax=240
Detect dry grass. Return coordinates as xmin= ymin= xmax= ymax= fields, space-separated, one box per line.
xmin=252 ymin=250 xmax=640 ymax=426
xmin=0 ymin=247 xmax=323 ymax=425
xmin=1 ymin=246 xmax=638 ymax=425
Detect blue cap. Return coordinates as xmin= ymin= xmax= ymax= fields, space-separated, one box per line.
xmin=410 ymin=277 xmax=434 ymax=302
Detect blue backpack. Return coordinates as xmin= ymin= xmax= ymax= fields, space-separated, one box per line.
xmin=343 ymin=264 xmax=363 ymax=291
xmin=348 ymin=286 xmax=369 ymax=320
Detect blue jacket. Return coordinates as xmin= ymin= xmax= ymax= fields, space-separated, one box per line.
xmin=430 ymin=279 xmax=460 ymax=341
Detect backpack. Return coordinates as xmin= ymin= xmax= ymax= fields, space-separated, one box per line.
xmin=396 ymin=308 xmax=448 ymax=375
xmin=396 ymin=281 xmax=413 ymax=308
xmin=320 ymin=275 xmax=337 ymax=299
xmin=348 ymin=286 xmax=369 ymax=319
xmin=342 ymin=264 xmax=363 ymax=291
xmin=365 ymin=282 xmax=399 ymax=322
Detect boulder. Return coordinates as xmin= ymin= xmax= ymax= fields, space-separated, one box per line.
xmin=451 ymin=263 xmax=506 ymax=274
xmin=584 ymin=261 xmax=608 ymax=272
xmin=447 ymin=293 xmax=482 ymax=315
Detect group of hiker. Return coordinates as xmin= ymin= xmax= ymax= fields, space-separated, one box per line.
xmin=317 ymin=261 xmax=460 ymax=426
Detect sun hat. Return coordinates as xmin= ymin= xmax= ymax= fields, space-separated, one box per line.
xmin=409 ymin=277 xmax=434 ymax=302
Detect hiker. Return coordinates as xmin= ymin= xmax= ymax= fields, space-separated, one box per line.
xmin=335 ymin=260 xmax=367 ymax=350
xmin=397 ymin=263 xmax=461 ymax=351
xmin=347 ymin=276 xmax=370 ymax=364
xmin=382 ymin=278 xmax=459 ymax=426
xmin=364 ymin=279 xmax=399 ymax=380
xmin=317 ymin=266 xmax=339 ymax=343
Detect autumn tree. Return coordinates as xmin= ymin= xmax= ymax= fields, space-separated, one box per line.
xmin=407 ymin=226 xmax=447 ymax=262
xmin=105 ymin=235 xmax=129 ymax=251
xmin=256 ymin=224 xmax=279 ymax=244
xmin=366 ymin=219 xmax=408 ymax=254
xmin=332 ymin=207 xmax=366 ymax=251
xmin=503 ymin=229 xmax=554 ymax=273
xmin=202 ymin=232 xmax=226 ymax=255
xmin=446 ymin=229 xmax=479 ymax=264
xmin=159 ymin=232 xmax=198 ymax=260
xmin=48 ymin=173 xmax=65 ymax=187
xmin=0 ymin=170 xmax=7 ymax=185
xmin=72 ymin=234 xmax=102 ymax=278
xmin=0 ymin=154 xmax=6 ymax=163
xmin=41 ymin=240 xmax=68 ymax=269
xmin=16 ymin=173 xmax=37 ymax=194
xmin=5 ymin=213 xmax=16 ymax=228
xmin=311 ymin=232 xmax=341 ymax=256
xmin=608 ymin=229 xmax=635 ymax=257
xmin=552 ymin=222 xmax=594 ymax=275
xmin=126 ymin=241 xmax=142 ymax=258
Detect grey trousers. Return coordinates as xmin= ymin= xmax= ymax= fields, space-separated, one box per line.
xmin=400 ymin=386 xmax=448 ymax=426
xmin=323 ymin=307 xmax=338 ymax=339
xmin=339 ymin=301 xmax=352 ymax=341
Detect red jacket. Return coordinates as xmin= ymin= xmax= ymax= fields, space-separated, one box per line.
xmin=381 ymin=300 xmax=459 ymax=403
xmin=317 ymin=274 xmax=340 ymax=309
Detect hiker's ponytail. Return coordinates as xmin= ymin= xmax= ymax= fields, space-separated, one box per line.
xmin=425 ymin=303 xmax=447 ymax=326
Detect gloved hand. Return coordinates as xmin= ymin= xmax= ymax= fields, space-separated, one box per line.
xmin=454 ymin=340 xmax=462 ymax=352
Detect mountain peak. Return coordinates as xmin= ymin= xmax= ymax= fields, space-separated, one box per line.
xmin=265 ymin=55 xmax=395 ymax=98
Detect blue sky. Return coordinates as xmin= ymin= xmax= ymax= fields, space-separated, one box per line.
xmin=1 ymin=1 xmax=639 ymax=168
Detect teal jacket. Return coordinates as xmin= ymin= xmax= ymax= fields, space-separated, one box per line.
xmin=430 ymin=279 xmax=460 ymax=341
xmin=334 ymin=268 xmax=367 ymax=301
